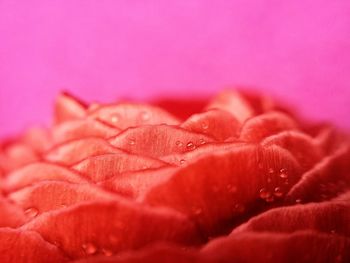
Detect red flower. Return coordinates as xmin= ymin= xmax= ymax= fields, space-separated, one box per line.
xmin=0 ymin=90 xmax=349 ymax=262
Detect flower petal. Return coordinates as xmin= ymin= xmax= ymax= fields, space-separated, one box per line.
xmin=109 ymin=125 xmax=215 ymax=158
xmin=45 ymin=138 xmax=123 ymax=165
xmin=88 ymin=103 xmax=180 ymax=129
xmin=55 ymin=92 xmax=87 ymax=124
xmin=0 ymin=196 xmax=26 ymax=227
xmin=53 ymin=119 xmax=120 ymax=144
xmin=142 ymin=144 xmax=301 ymax=236
xmin=240 ymin=111 xmax=298 ymax=142
xmin=261 ymin=130 xmax=324 ymax=171
xmin=72 ymin=153 xmax=168 ymax=182
xmin=181 ymin=109 xmax=240 ymax=141
xmin=206 ymin=90 xmax=254 ymax=123
xmin=233 ymin=194 xmax=350 ymax=236
xmin=22 ymin=200 xmax=200 ymax=259
xmin=8 ymin=181 xmax=116 ymax=214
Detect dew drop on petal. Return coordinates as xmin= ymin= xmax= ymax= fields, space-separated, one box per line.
xmin=234 ymin=203 xmax=245 ymax=213
xmin=175 ymin=141 xmax=183 ymax=147
xmin=82 ymin=242 xmax=97 ymax=255
xmin=279 ymin=168 xmax=288 ymax=179
xmin=128 ymin=138 xmax=136 ymax=145
xmin=259 ymin=188 xmax=270 ymax=199
xmin=295 ymin=198 xmax=302 ymax=204
xmin=186 ymin=142 xmax=196 ymax=150
xmin=199 ymin=139 xmax=206 ymax=145
xmin=111 ymin=114 xmax=120 ymax=123
xmin=265 ymin=195 xmax=275 ymax=203
xmin=268 ymin=168 xmax=274 ymax=174
xmin=25 ymin=207 xmax=39 ymax=218
xmin=273 ymin=187 xmax=283 ymax=197
xmin=201 ymin=121 xmax=209 ymax=130
xmin=180 ymin=159 xmax=186 ymax=165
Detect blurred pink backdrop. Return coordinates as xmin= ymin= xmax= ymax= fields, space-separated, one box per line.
xmin=1 ymin=0 xmax=350 ymax=137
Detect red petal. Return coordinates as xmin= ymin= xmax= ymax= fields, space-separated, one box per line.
xmin=286 ymin=144 xmax=350 ymax=203
xmin=72 ymin=153 xmax=168 ymax=182
xmin=0 ymin=228 xmax=67 ymax=263
xmin=3 ymin=162 xmax=88 ymax=192
xmin=23 ymin=200 xmax=200 ymax=259
xmin=206 ymin=90 xmax=254 ymax=123
xmin=53 ymin=119 xmax=120 ymax=144
xmin=233 ymin=195 xmax=350 ymax=236
xmin=239 ymin=111 xmax=297 ymax=142
xmin=109 ymin=125 xmax=215 ymax=158
xmin=261 ymin=130 xmax=324 ymax=171
xmin=142 ymin=144 xmax=301 ymax=236
xmin=88 ymin=103 xmax=180 ymax=129
xmin=45 ymin=138 xmax=123 ymax=166
xmin=9 ymin=181 xmax=116 ymax=214
xmin=181 ymin=110 xmax=240 ymax=141
xmin=0 ymin=196 xmax=26 ymax=227
xmin=201 ymin=231 xmax=350 ymax=263
xmin=55 ymin=92 xmax=87 ymax=124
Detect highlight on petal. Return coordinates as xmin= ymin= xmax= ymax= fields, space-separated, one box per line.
xmin=206 ymin=90 xmax=254 ymax=123
xmin=52 ymin=119 xmax=120 ymax=144
xmin=88 ymin=103 xmax=180 ymax=129
xmin=3 ymin=162 xmax=88 ymax=192
xmin=239 ymin=111 xmax=297 ymax=142
xmin=23 ymin=200 xmax=200 ymax=259
xmin=109 ymin=125 xmax=215 ymax=158
xmin=8 ymin=181 xmax=117 ymax=215
xmin=72 ymin=153 xmax=168 ymax=182
xmin=142 ymin=144 xmax=301 ymax=236
xmin=181 ymin=109 xmax=240 ymax=141
xmin=55 ymin=92 xmax=87 ymax=124
xmin=0 ymin=228 xmax=67 ymax=263
xmin=45 ymin=138 xmax=123 ymax=165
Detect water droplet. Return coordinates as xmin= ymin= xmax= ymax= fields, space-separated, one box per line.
xmin=25 ymin=207 xmax=39 ymax=218
xmin=175 ymin=141 xmax=183 ymax=147
xmin=140 ymin=111 xmax=150 ymax=121
xmin=186 ymin=142 xmax=196 ymax=150
xmin=128 ymin=138 xmax=135 ymax=145
xmin=199 ymin=139 xmax=206 ymax=145
xmin=279 ymin=168 xmax=288 ymax=178
xmin=180 ymin=159 xmax=186 ymax=165
xmin=273 ymin=187 xmax=283 ymax=197
xmin=102 ymin=248 xmax=113 ymax=257
xmin=108 ymin=235 xmax=120 ymax=244
xmin=268 ymin=168 xmax=274 ymax=174
xmin=111 ymin=114 xmax=120 ymax=123
xmin=267 ymin=177 xmax=272 ymax=183
xmin=259 ymin=188 xmax=271 ymax=199
xmin=201 ymin=121 xmax=209 ymax=130
xmin=82 ymin=242 xmax=97 ymax=255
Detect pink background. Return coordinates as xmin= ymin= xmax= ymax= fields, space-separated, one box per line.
xmin=1 ymin=0 xmax=350 ymax=137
